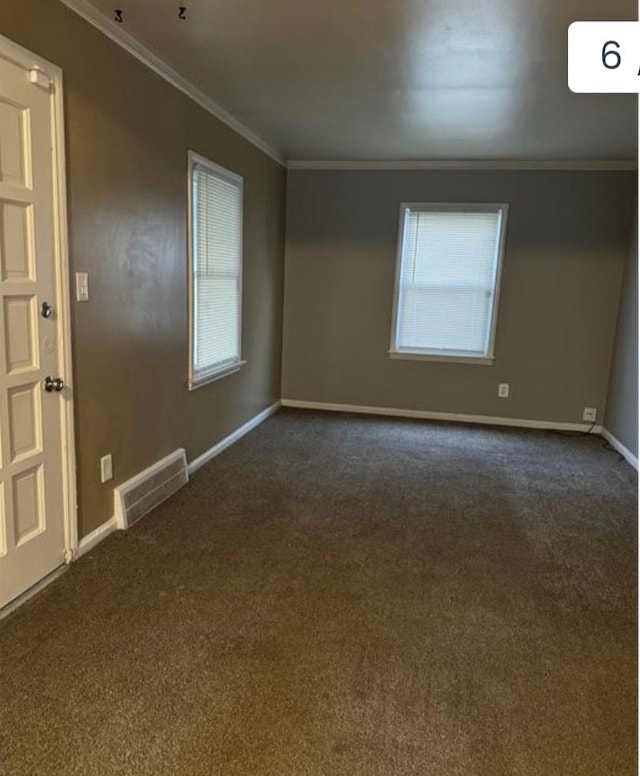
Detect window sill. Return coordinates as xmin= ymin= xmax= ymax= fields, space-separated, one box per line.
xmin=188 ymin=360 xmax=247 ymax=390
xmin=389 ymin=350 xmax=494 ymax=366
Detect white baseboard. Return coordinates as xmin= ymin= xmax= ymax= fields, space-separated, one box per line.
xmin=78 ymin=515 xmax=119 ymax=557
xmin=74 ymin=403 xmax=280 ymax=557
xmin=601 ymin=428 xmax=639 ymax=470
xmin=188 ymin=401 xmax=281 ymax=475
xmin=281 ymin=399 xmax=603 ymax=434
xmin=72 ymin=402 xmax=626 ymax=563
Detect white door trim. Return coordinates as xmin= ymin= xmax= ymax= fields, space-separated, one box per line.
xmin=0 ymin=34 xmax=78 ymax=562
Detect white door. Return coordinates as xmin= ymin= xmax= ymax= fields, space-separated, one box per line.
xmin=0 ymin=44 xmax=71 ymax=608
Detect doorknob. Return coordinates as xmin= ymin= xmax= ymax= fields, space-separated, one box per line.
xmin=44 ymin=376 xmax=64 ymax=392
xmin=41 ymin=301 xmax=53 ymax=318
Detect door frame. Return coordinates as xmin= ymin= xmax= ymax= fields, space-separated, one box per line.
xmin=0 ymin=34 xmax=78 ymax=562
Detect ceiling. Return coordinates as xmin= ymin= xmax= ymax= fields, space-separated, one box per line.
xmin=72 ymin=0 xmax=637 ymax=163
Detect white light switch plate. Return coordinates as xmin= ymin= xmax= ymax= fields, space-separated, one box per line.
xmin=76 ymin=272 xmax=89 ymax=302
xmin=100 ymin=454 xmax=113 ymax=483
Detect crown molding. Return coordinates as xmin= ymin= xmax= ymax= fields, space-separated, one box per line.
xmin=287 ymin=159 xmax=637 ymax=171
xmin=58 ymin=0 xmax=284 ymax=166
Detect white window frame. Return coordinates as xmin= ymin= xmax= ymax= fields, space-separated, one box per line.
xmin=389 ymin=202 xmax=509 ymax=365
xmin=187 ymin=151 xmax=246 ymax=390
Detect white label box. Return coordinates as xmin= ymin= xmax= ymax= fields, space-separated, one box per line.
xmin=569 ymin=21 xmax=640 ymax=93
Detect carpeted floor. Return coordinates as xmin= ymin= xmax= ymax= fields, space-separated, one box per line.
xmin=0 ymin=409 xmax=637 ymax=775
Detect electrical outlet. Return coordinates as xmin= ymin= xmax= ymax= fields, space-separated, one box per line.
xmin=498 ymin=383 xmax=509 ymax=398
xmin=582 ymin=407 xmax=597 ymax=423
xmin=100 ymin=454 xmax=113 ymax=483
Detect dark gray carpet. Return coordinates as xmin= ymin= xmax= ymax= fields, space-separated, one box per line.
xmin=1 ymin=409 xmax=637 ymax=775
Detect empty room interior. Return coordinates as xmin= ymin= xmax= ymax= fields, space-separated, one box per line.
xmin=0 ymin=0 xmax=638 ymax=774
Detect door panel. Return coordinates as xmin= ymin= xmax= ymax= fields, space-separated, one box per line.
xmin=0 ymin=50 xmax=67 ymax=607
xmin=0 ymin=98 xmax=30 ymax=187
xmin=8 ymin=382 xmax=41 ymax=461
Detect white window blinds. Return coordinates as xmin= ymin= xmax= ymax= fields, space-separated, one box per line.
xmin=391 ymin=204 xmax=507 ymax=361
xmin=189 ymin=155 xmax=244 ymax=388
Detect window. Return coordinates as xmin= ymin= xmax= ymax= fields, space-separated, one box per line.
xmin=188 ymin=152 xmax=245 ymax=389
xmin=390 ymin=203 xmax=508 ymax=364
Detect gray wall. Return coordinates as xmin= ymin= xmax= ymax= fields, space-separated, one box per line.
xmin=283 ymin=170 xmax=636 ymax=424
xmin=605 ymin=214 xmax=638 ymax=456
xmin=0 ymin=1 xmax=286 ymax=537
